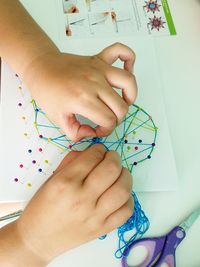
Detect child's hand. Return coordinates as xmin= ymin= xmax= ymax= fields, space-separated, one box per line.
xmin=23 ymin=43 xmax=137 ymax=141
xmin=16 ymin=144 xmax=133 ymax=264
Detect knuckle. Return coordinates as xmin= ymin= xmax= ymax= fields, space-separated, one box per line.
xmin=92 ymin=144 xmax=106 ymax=160
xmin=114 ymin=42 xmax=123 ymax=48
xmin=119 ymin=187 xmax=131 ymax=202
xmin=125 ymin=205 xmax=133 ymax=220
xmin=107 ymin=160 xmax=120 ymax=175
xmin=118 ymin=103 xmax=128 ymax=122
xmin=105 ymin=113 xmax=116 ymax=128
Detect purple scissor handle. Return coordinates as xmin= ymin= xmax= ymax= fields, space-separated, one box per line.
xmin=121 ymin=226 xmax=186 ymax=267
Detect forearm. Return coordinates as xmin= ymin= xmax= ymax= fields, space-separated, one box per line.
xmin=0 ymin=221 xmax=46 ymax=267
xmin=0 ymin=0 xmax=59 ymax=77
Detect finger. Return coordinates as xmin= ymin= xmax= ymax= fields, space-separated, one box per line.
xmin=54 ymin=151 xmax=82 ymax=174
xmin=96 ymin=168 xmax=133 ymax=218
xmin=98 ymin=85 xmax=128 ymax=124
xmin=103 ymin=197 xmax=134 ymax=233
xmin=59 ymin=144 xmax=106 ymax=183
xmin=84 ymin=151 xmax=122 ymax=198
xmin=97 ymin=42 xmax=136 ymax=73
xmin=60 ymin=113 xmax=96 ymax=142
xmin=105 ymin=66 xmax=137 ymax=105
xmin=62 ymin=96 xmax=117 ymax=140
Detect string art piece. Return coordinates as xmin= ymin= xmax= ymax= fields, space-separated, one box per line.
xmin=31 ymin=99 xmax=158 ymax=258
xmin=32 ymin=100 xmax=157 ymax=173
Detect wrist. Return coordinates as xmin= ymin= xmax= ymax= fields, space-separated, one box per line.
xmin=0 ymin=221 xmax=47 ymax=267
xmin=21 ymin=50 xmax=61 ymax=96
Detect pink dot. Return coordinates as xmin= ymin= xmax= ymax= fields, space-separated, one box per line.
xmin=19 ymin=164 xmax=23 ymax=168
xmin=39 ymin=148 xmax=43 ymax=152
xmin=68 ymin=145 xmax=72 ymax=149
xmin=135 ymin=146 xmax=138 ymax=151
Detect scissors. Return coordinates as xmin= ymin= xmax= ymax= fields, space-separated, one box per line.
xmin=121 ymin=207 xmax=200 ymax=267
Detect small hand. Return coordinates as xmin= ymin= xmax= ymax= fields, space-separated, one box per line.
xmin=16 ymin=144 xmax=133 ymax=264
xmin=23 ymin=43 xmax=137 ymax=141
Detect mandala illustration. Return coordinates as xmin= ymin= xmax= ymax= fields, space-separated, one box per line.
xmin=148 ymin=15 xmax=165 ymax=31
xmin=144 ymin=0 xmax=161 ymax=13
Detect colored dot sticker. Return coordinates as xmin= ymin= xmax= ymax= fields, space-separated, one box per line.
xmin=39 ymin=135 xmax=43 ymax=138
xmin=28 ymin=149 xmax=32 ymax=153
xmin=127 ymin=146 xmax=131 ymax=150
xmin=138 ymin=139 xmax=142 ymax=143
xmin=32 ymin=160 xmax=36 ymax=164
xmin=68 ymin=145 xmax=72 ymax=149
xmin=48 ymin=138 xmax=52 ymax=142
xmin=132 ymin=131 xmax=136 ymax=135
xmin=44 ymin=160 xmax=49 ymax=164
xmin=24 ymin=133 xmax=28 ymax=137
xmin=19 ymin=164 xmax=23 ymax=168
xmin=135 ymin=146 xmax=138 ymax=151
xmin=14 ymin=178 xmax=19 ymax=182
xmin=152 ymin=143 xmax=156 ymax=147
xmin=38 ymin=148 xmax=43 ymax=152
xmin=147 ymin=155 xmax=151 ymax=159
xmin=27 ymin=183 xmax=32 ymax=187
xmin=124 ymin=139 xmax=128 ymax=144
xmin=38 ymin=168 xmax=42 ymax=172
xmin=133 ymin=162 xmax=137 ymax=166
xmin=18 ymin=103 xmax=22 ymax=107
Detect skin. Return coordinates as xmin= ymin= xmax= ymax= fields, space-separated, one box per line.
xmin=0 ymin=0 xmax=136 ymax=265
xmin=0 ymin=145 xmax=133 ymax=266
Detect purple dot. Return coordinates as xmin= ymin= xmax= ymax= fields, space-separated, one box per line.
xmin=14 ymin=178 xmax=19 ymax=182
xmin=39 ymin=135 xmax=43 ymax=139
xmin=18 ymin=103 xmax=22 ymax=107
xmin=32 ymin=160 xmax=36 ymax=164
xmin=19 ymin=164 xmax=23 ymax=168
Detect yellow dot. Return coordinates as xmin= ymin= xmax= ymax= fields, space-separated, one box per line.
xmin=33 ymin=121 xmax=36 ymax=125
xmin=22 ymin=116 xmax=26 ymax=120
xmin=18 ymin=86 xmax=22 ymax=90
xmin=27 ymin=183 xmax=32 ymax=187
xmin=48 ymin=138 xmax=52 ymax=141
xmin=24 ymin=133 xmax=28 ymax=137
xmin=44 ymin=160 xmax=49 ymax=164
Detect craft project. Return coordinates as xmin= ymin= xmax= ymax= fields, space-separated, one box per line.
xmin=13 ymin=75 xmax=157 ymax=258
xmin=30 ymin=99 xmax=157 ymax=258
xmin=32 ymin=100 xmax=157 ymax=173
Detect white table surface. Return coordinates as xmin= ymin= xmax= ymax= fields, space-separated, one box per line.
xmin=1 ymin=0 xmax=200 ymax=266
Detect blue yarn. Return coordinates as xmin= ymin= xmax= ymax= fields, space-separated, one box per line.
xmin=115 ymin=192 xmax=150 ymax=258
xmin=99 ymin=192 xmax=150 ymax=259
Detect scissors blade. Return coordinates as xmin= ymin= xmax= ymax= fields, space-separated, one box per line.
xmin=179 ymin=207 xmax=200 ymax=232
xmin=0 ymin=210 xmax=23 ymax=222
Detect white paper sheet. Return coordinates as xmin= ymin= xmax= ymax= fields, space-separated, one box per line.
xmin=0 ymin=37 xmax=178 ymax=202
